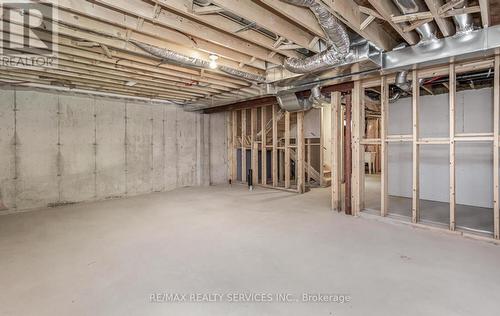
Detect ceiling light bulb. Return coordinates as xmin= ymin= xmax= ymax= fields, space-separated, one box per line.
xmin=209 ymin=54 xmax=218 ymax=69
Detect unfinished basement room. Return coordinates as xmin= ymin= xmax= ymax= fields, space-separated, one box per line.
xmin=2 ymin=0 xmax=500 ymax=315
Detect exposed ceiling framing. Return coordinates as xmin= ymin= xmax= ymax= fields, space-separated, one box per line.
xmin=0 ymin=0 xmax=496 ymax=107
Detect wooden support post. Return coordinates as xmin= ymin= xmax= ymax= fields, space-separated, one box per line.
xmin=261 ymin=106 xmax=267 ymax=185
xmin=352 ymin=80 xmax=365 ymax=216
xmin=251 ymin=108 xmax=258 ymax=185
xmin=285 ymin=111 xmax=291 ymax=189
xmin=320 ymin=108 xmax=325 ymax=187
xmin=332 ymin=92 xmax=341 ymax=211
xmin=449 ymin=64 xmax=456 ymax=231
xmin=241 ymin=109 xmax=247 ymax=183
xmin=297 ymin=111 xmax=305 ymax=193
xmin=231 ymin=111 xmax=238 ymax=182
xmin=307 ymin=138 xmax=311 ymax=186
xmin=272 ymin=104 xmax=278 ymax=187
xmin=279 ymin=150 xmax=285 ymax=184
xmin=345 ymin=94 xmax=352 ymax=215
xmin=412 ymin=70 xmax=420 ymax=223
xmin=381 ymin=76 xmax=389 ymax=216
xmin=494 ymin=54 xmax=500 ymax=239
xmin=227 ymin=111 xmax=233 ymax=183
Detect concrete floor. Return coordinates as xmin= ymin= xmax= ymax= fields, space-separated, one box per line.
xmin=364 ymin=174 xmax=494 ymax=234
xmin=1 ymin=185 xmax=500 ymax=316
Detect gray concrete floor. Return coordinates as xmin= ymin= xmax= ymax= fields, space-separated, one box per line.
xmin=1 ymin=185 xmax=500 ymax=316
xmin=364 ymin=174 xmax=494 ymax=234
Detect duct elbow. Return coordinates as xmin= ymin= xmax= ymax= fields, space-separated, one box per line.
xmin=279 ymin=0 xmax=350 ymax=74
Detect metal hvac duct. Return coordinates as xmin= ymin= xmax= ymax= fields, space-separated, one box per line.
xmin=279 ymin=0 xmax=350 ymax=73
xmin=276 ymin=85 xmax=325 ymax=112
xmin=193 ymin=0 xmax=212 ymax=6
xmin=451 ymin=0 xmax=475 ymax=35
xmin=392 ymin=0 xmax=437 ymax=43
xmin=130 ymin=41 xmax=266 ymax=83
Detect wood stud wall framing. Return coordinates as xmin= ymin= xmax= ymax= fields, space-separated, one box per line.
xmin=228 ymin=104 xmax=306 ymax=194
xmin=331 ymin=92 xmax=342 ymax=211
xmin=346 ymin=56 xmax=500 ymax=240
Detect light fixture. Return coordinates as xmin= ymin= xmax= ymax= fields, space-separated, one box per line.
xmin=125 ymin=80 xmax=137 ymax=87
xmin=209 ymin=54 xmax=218 ymax=69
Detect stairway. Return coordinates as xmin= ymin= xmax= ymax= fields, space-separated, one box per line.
xmin=290 ymin=149 xmax=321 ymax=184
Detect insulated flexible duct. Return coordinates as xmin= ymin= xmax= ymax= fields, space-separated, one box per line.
xmin=130 ymin=41 xmax=266 ymax=83
xmin=279 ymin=0 xmax=350 ymax=73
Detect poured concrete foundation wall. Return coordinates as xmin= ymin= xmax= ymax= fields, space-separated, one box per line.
xmin=209 ymin=112 xmax=228 ymax=185
xmin=0 ymin=89 xmax=211 ymax=213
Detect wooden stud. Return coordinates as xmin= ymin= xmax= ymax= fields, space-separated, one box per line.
xmin=227 ymin=111 xmax=233 ymax=183
xmin=272 ymin=104 xmax=278 ymax=187
xmin=297 ymin=111 xmax=305 ymax=193
xmin=450 ymin=64 xmax=456 ymax=231
xmin=231 ymin=110 xmax=238 ymax=182
xmin=285 ymin=111 xmax=291 ymax=189
xmin=251 ymin=108 xmax=258 ymax=185
xmin=241 ymin=109 xmax=247 ymax=183
xmin=381 ymin=76 xmax=389 ymax=217
xmin=261 ymin=106 xmax=267 ymax=185
xmin=494 ymin=54 xmax=500 ymax=239
xmin=307 ymin=138 xmax=312 ymax=186
xmin=320 ymin=108 xmax=325 ymax=187
xmin=332 ymin=92 xmax=342 ymax=211
xmin=412 ymin=70 xmax=420 ymax=224
xmin=352 ymin=80 xmax=365 ymax=216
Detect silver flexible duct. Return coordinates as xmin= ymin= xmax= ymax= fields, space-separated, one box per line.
xmin=451 ymin=0 xmax=475 ymax=35
xmin=392 ymin=0 xmax=437 ymax=43
xmin=284 ymin=49 xmax=347 ymax=73
xmin=193 ymin=0 xmax=212 ymax=6
xmin=130 ymin=41 xmax=266 ymax=83
xmin=279 ymin=0 xmax=350 ymax=73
